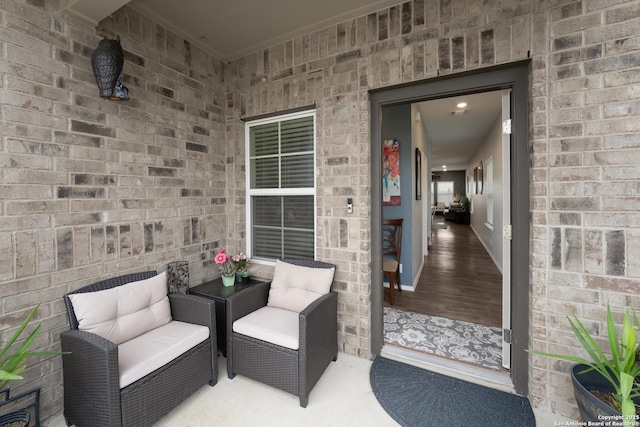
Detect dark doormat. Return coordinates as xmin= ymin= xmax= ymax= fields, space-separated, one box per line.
xmin=370 ymin=357 xmax=536 ymax=427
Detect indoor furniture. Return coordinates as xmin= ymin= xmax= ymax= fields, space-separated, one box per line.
xmin=226 ymin=259 xmax=337 ymax=407
xmin=383 ymin=218 xmax=403 ymax=305
xmin=444 ymin=206 xmax=470 ymax=224
xmin=189 ymin=277 xmax=267 ymax=357
xmin=434 ymin=202 xmax=446 ymax=215
xmin=61 ymin=271 xmax=217 ymax=427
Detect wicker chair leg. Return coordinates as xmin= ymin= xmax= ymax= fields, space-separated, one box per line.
xmin=300 ymin=396 xmax=308 ymax=408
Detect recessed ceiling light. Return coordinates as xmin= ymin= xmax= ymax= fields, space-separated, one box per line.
xmin=456 ymin=102 xmax=467 ymax=108
xmin=442 ymin=165 xmax=447 ymax=169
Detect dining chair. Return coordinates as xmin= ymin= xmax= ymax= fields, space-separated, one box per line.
xmin=382 ymin=218 xmax=403 ymax=305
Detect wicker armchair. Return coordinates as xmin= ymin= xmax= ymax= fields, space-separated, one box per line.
xmin=60 ymin=271 xmax=217 ymax=427
xmin=226 ymin=259 xmax=338 ymax=407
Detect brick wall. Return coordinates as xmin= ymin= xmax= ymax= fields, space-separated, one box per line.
xmin=225 ymin=0 xmax=640 ymax=421
xmin=0 ymin=1 xmax=226 ymax=420
xmin=1 ymin=0 xmax=640 ymax=423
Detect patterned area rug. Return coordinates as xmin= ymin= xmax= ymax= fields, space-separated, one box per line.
xmin=384 ymin=307 xmax=504 ymax=370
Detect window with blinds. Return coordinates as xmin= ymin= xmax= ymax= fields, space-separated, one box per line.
xmin=246 ymin=111 xmax=316 ymax=261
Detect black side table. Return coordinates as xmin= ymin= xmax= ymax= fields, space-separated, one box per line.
xmin=189 ymin=278 xmax=266 ymax=357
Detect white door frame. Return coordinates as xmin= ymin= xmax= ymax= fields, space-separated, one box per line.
xmin=501 ymin=89 xmax=512 ymax=369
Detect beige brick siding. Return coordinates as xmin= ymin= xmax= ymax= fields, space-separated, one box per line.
xmin=1 ymin=0 xmax=639 ymax=422
xmin=0 ymin=1 xmax=226 ymax=420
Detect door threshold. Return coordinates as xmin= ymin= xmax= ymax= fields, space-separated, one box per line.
xmin=381 ymin=344 xmax=515 ymax=395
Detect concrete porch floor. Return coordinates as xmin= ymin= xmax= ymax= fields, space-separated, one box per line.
xmin=45 ymin=353 xmax=568 ymax=426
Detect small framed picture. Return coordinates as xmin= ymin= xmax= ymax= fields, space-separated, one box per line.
xmin=415 ymin=148 xmax=422 ymax=200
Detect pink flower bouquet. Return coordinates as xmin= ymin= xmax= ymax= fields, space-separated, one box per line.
xmin=214 ymin=248 xmax=236 ymax=276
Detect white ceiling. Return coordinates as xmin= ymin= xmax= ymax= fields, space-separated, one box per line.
xmin=67 ymin=0 xmax=401 ymax=61
xmin=64 ymin=0 xmax=502 ymax=172
xmin=416 ymin=91 xmax=503 ymax=172
xmin=132 ymin=0 xmax=403 ymax=60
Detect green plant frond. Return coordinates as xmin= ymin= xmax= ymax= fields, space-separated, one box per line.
xmin=0 ymin=370 xmax=23 ymax=381
xmin=526 ymin=349 xmax=591 ymax=366
xmin=607 ymin=304 xmax=621 ymax=366
xmin=620 ymin=373 xmax=636 ymax=426
xmin=1 ymin=350 xmax=28 ymax=375
xmin=611 ymin=308 xmax=640 ymax=381
xmin=14 ymin=324 xmax=42 ymax=355
xmin=567 ymin=315 xmax=611 ymax=367
xmin=25 ymin=351 xmax=68 ymax=357
xmin=632 ymin=308 xmax=640 ymax=329
xmin=0 ymin=302 xmax=41 ymax=361
xmin=528 ymin=303 xmax=640 ymax=407
xmin=619 ymin=372 xmax=633 ymax=397
xmin=0 ymin=300 xmax=68 ymax=389
xmin=621 ymin=311 xmax=634 ymax=348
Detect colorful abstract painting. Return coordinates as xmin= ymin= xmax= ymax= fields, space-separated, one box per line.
xmin=382 ymin=139 xmax=401 ymax=206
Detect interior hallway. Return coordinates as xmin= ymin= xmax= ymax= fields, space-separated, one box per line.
xmin=384 ymin=217 xmax=502 ymax=328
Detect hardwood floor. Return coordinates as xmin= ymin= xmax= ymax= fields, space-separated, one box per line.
xmin=384 ymin=216 xmax=503 ymax=328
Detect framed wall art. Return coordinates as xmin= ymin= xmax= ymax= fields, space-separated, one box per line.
xmin=415 ymin=148 xmax=422 ymax=200
xmin=478 ymin=160 xmax=484 ymax=194
xmin=382 ymin=138 xmax=401 ymax=206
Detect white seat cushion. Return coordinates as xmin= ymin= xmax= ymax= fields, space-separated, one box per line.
xmin=118 ymin=320 xmax=209 ymax=388
xmin=267 ymin=259 xmax=335 ymax=313
xmin=233 ymin=306 xmax=299 ymax=350
xmin=68 ymin=272 xmax=171 ymax=345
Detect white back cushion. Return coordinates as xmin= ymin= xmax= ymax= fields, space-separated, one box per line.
xmin=267 ymin=260 xmax=335 ymax=313
xmin=68 ymin=272 xmax=171 ymax=345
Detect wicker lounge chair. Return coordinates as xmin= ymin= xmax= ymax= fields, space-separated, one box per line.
xmin=60 ymin=271 xmax=217 ymax=427
xmin=226 ymin=259 xmax=337 ymax=407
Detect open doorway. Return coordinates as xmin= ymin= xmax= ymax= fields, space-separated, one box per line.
xmin=370 ymin=62 xmax=530 ymax=396
xmin=382 ymin=90 xmax=507 ymax=372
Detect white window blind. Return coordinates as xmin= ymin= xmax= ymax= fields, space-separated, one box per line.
xmin=247 ymin=111 xmax=316 ymax=261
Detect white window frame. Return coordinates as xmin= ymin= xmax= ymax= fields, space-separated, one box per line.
xmin=245 ymin=110 xmax=317 ymax=264
xmin=436 ymin=181 xmax=455 ymax=205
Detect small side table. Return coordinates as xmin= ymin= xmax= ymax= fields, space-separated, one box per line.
xmin=189 ymin=278 xmax=267 ymax=357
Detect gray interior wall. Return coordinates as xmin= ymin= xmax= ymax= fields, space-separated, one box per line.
xmin=469 ymin=114 xmax=503 ymax=271
xmin=411 ymin=105 xmax=426 ymax=279
xmin=381 ymin=103 xmax=413 ymax=287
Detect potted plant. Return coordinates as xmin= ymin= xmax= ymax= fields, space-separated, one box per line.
xmin=528 ymin=304 xmax=640 ymax=426
xmin=1 ymin=301 xmax=66 ymax=427
xmin=214 ymin=248 xmax=237 ymax=287
xmin=231 ymin=253 xmax=251 ymax=283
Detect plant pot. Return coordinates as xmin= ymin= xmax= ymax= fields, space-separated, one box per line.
xmin=571 ymin=363 xmax=621 ymax=422
xmin=241 ymin=272 xmax=251 ymax=285
xmin=221 ymin=274 xmax=235 ymax=287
